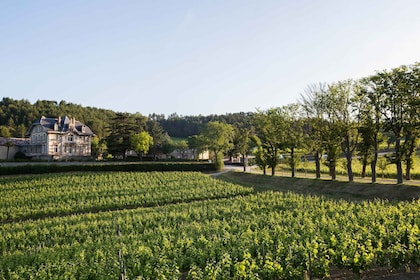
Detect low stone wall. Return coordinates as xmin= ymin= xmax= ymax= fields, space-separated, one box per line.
xmin=0 ymin=146 xmax=20 ymax=160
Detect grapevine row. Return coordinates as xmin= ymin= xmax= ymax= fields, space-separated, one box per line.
xmin=2 ymin=191 xmax=419 ymax=279
xmin=0 ymin=172 xmax=252 ymax=223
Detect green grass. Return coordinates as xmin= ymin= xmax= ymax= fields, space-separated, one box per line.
xmin=170 ymin=137 xmax=188 ymax=143
xmin=276 ymin=155 xmax=420 ymax=180
xmin=217 ymin=171 xmax=420 ymax=202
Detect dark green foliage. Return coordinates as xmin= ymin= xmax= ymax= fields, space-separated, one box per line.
xmin=158 ymin=112 xmax=253 ymax=138
xmin=0 ymin=162 xmax=216 ymax=175
xmin=0 ymin=98 xmax=116 ymax=138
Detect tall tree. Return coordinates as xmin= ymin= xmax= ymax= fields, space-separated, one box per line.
xmin=161 ymin=136 xmax=175 ymax=159
xmin=369 ymin=64 xmax=419 ymax=183
xmin=400 ymin=63 xmax=420 ymax=180
xmin=234 ymin=127 xmax=253 ymax=172
xmin=251 ymin=135 xmax=268 ymax=175
xmin=328 ymin=80 xmax=360 ymax=182
xmin=358 ymin=76 xmax=386 ymax=183
xmin=91 ymin=136 xmax=108 ymax=159
xmin=147 ymin=120 xmax=166 ymax=160
xmin=318 ymin=86 xmax=343 ymax=181
xmin=253 ymin=108 xmax=287 ymax=176
xmin=200 ymin=121 xmax=235 ymax=170
xmin=187 ymin=135 xmax=205 ymax=160
xmin=106 ymin=113 xmax=138 ymax=159
xmin=299 ymin=83 xmax=327 ymax=179
xmin=281 ymin=104 xmax=304 ymax=178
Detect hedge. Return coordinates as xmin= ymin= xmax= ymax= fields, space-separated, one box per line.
xmin=0 ymin=162 xmax=216 ymax=175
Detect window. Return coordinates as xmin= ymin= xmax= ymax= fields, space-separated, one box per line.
xmin=68 ymin=135 xmax=73 ymax=142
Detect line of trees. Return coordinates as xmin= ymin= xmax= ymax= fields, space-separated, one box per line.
xmin=245 ymin=63 xmax=419 ymax=184
xmin=186 ymin=63 xmax=419 ymax=183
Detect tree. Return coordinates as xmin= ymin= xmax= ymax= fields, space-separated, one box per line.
xmin=187 ymin=135 xmax=206 ymax=160
xmin=251 ymin=135 xmax=268 ymax=175
xmin=368 ymin=64 xmax=419 ymax=183
xmin=131 ymin=131 xmax=153 ymax=161
xmin=253 ymin=108 xmax=288 ymax=176
xmin=234 ymin=127 xmax=253 ymax=172
xmin=281 ymin=104 xmax=304 ymax=178
xmin=358 ymin=76 xmax=387 ymax=183
xmin=319 ymin=85 xmax=343 ymax=181
xmin=400 ymin=63 xmax=420 ymax=180
xmin=200 ymin=121 xmax=235 ymax=170
xmin=106 ymin=113 xmax=138 ymax=159
xmin=91 ymin=136 xmax=107 ymax=159
xmin=299 ymin=83 xmax=327 ymax=179
xmin=0 ymin=126 xmax=12 ymax=137
xmin=161 ymin=136 xmax=175 ymax=159
xmin=328 ymin=80 xmax=361 ymax=182
xmin=14 ymin=124 xmax=27 ymax=138
xmin=147 ymin=120 xmax=166 ymax=160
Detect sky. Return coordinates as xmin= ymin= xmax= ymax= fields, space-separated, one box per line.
xmin=1 ymin=0 xmax=420 ymax=117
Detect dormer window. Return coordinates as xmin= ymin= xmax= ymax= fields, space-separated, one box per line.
xmin=68 ymin=135 xmax=74 ymax=142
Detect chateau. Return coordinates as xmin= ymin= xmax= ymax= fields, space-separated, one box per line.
xmin=21 ymin=116 xmax=94 ymax=160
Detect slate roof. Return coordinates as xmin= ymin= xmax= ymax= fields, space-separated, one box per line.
xmin=26 ymin=116 xmax=94 ymax=136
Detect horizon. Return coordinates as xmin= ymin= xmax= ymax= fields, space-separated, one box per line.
xmin=2 ymin=1 xmax=420 ymax=116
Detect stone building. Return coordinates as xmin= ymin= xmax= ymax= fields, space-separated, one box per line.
xmin=22 ymin=116 xmax=94 ymax=160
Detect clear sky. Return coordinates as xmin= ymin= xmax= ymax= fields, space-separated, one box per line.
xmin=1 ymin=0 xmax=420 ymax=117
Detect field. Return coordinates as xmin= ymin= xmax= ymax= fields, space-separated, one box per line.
xmin=1 ymin=171 xmax=420 ymax=279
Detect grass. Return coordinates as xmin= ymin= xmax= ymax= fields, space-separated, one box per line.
xmin=217 ymin=171 xmax=420 ymax=202
xmin=283 ymin=156 xmax=420 ymax=180
xmin=170 ymin=137 xmax=188 ymax=143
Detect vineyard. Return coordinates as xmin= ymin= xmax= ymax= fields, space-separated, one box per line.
xmin=1 ymin=172 xmax=420 ymax=279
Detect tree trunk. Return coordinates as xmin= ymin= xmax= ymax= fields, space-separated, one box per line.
xmin=263 ymin=166 xmax=266 ymax=175
xmin=371 ymin=150 xmax=378 ymax=184
xmin=291 ymin=147 xmax=295 ymax=178
xmin=329 ymin=161 xmax=336 ymax=180
xmin=271 ymin=147 xmax=277 ymax=176
xmin=396 ymin=161 xmax=403 ymax=184
xmin=331 ymin=165 xmax=336 ymax=180
xmin=242 ymin=154 xmax=247 ymax=172
xmin=361 ymin=163 xmax=367 ymax=178
xmin=346 ymin=155 xmax=354 ymax=182
xmin=315 ymin=152 xmax=321 ymax=179
xmin=404 ymin=136 xmax=416 ymax=181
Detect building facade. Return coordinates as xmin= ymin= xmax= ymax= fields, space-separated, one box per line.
xmin=23 ymin=116 xmax=94 ymax=160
